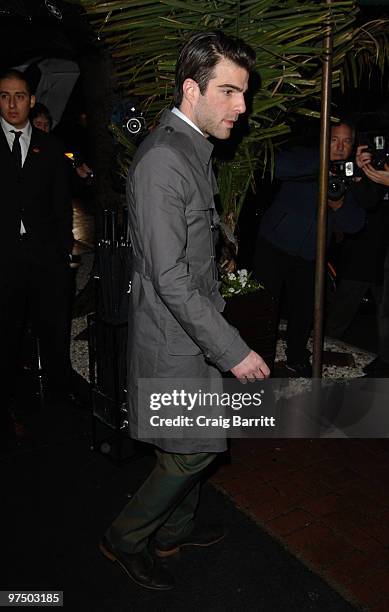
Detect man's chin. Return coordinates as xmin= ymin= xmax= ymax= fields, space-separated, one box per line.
xmin=213 ymin=128 xmax=232 ymax=140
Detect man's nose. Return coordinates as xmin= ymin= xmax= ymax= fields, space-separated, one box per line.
xmin=235 ymin=94 xmax=246 ymax=115
xmin=9 ymin=96 xmax=16 ymax=108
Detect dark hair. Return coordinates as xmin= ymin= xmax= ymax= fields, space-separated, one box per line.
xmin=30 ymin=102 xmax=53 ymax=129
xmin=331 ymin=118 xmax=356 ymax=139
xmin=0 ymin=68 xmax=31 ymax=95
xmin=174 ymin=30 xmax=256 ymax=106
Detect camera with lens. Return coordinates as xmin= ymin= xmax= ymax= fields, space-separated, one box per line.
xmin=358 ymin=132 xmax=389 ymax=170
xmin=328 ymin=160 xmax=356 ymax=201
xmin=122 ymin=106 xmax=146 ymax=136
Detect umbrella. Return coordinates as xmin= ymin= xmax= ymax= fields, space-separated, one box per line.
xmin=15 ymin=57 xmax=80 ymax=128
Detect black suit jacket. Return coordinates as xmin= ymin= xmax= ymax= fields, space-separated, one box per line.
xmin=0 ymin=125 xmax=73 ymax=267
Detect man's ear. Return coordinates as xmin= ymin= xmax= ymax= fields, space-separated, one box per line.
xmin=30 ymin=95 xmax=36 ymax=109
xmin=182 ymin=78 xmax=199 ymax=107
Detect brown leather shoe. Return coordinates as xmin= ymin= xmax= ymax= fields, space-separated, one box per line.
xmin=99 ymin=537 xmax=174 ymax=591
xmin=155 ymin=525 xmax=225 ymax=558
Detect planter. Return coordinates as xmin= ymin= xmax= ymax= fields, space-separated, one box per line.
xmin=223 ymin=289 xmax=278 ymax=373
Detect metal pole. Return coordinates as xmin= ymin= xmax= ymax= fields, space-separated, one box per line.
xmin=312 ymin=0 xmax=333 ymax=378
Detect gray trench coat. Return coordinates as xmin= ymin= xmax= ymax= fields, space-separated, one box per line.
xmin=126 ymin=110 xmax=250 ymax=452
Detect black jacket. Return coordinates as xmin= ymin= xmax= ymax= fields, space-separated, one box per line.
xmin=259 ymin=146 xmax=367 ymax=261
xmin=0 ymin=125 xmax=73 ymax=266
xmin=337 ymin=188 xmax=389 ymax=283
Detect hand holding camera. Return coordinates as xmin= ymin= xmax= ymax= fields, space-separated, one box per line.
xmin=355 ymin=134 xmax=389 ymax=187
xmin=355 ymin=144 xmax=373 ymax=169
xmin=362 ymin=162 xmax=389 ymax=187
xmin=327 ymin=137 xmax=388 ymax=201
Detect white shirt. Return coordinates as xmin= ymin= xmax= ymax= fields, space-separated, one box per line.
xmin=1 ymin=117 xmax=32 ymax=166
xmin=0 ymin=117 xmax=31 ymax=234
xmin=171 ymin=107 xmax=204 ymax=136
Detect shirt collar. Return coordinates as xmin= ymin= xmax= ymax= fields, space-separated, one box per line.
xmin=171 ymin=107 xmax=204 ymax=136
xmin=1 ymin=117 xmax=31 ymax=139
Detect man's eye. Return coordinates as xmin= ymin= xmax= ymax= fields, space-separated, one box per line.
xmin=223 ymin=90 xmax=233 ymax=95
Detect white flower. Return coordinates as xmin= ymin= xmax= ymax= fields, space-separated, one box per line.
xmin=221 ymin=267 xmax=263 ymax=299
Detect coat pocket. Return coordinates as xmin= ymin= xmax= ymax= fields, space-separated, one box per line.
xmin=165 ymin=318 xmax=202 ymax=356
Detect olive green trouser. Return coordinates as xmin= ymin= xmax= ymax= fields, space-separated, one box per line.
xmin=106 ymin=449 xmax=217 ymax=554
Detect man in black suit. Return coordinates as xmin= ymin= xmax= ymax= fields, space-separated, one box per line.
xmin=0 ymin=69 xmax=74 ymax=441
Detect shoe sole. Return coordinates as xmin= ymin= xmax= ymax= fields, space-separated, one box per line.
xmin=99 ymin=540 xmax=174 ymax=591
xmin=155 ymin=533 xmax=225 ymax=558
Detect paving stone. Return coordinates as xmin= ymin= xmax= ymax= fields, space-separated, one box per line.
xmin=266 ymin=509 xmax=315 ymax=536
xmin=344 ymin=567 xmax=389 ymax=608
xmin=285 ymin=523 xmax=356 ymax=569
xmin=322 ymin=550 xmax=387 ymax=586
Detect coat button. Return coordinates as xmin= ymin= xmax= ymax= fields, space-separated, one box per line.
xmin=165 ymin=126 xmax=174 ymax=133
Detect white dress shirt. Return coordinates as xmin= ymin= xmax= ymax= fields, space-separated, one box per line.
xmin=1 ymin=117 xmax=31 ymax=233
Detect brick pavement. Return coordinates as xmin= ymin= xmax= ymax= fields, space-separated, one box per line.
xmin=212 ymin=439 xmax=389 ymax=611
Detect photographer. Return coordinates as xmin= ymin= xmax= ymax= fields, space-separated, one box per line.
xmin=254 ymin=121 xmax=369 ymax=377
xmin=326 ymin=132 xmax=389 ymax=372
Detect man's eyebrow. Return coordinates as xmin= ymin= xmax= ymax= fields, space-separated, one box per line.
xmin=217 ymin=83 xmax=246 ymax=92
xmin=0 ymin=90 xmax=27 ymax=95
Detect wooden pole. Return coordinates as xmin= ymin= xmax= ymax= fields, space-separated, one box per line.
xmin=312 ymin=0 xmax=333 ymax=378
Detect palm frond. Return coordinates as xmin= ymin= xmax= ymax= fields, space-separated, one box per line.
xmin=79 ymin=0 xmax=389 ymax=230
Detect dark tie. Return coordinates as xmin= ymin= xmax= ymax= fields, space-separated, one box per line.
xmin=11 ymin=130 xmax=22 ymax=168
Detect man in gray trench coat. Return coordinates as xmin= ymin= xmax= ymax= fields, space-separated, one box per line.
xmin=100 ymin=30 xmax=270 ymax=591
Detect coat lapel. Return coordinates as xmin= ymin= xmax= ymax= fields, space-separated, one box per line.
xmin=0 ymin=125 xmax=21 ymax=179
xmin=0 ymin=126 xmax=12 ymax=156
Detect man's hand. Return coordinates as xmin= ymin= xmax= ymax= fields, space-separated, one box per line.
xmin=76 ymin=162 xmax=94 ymax=180
xmin=230 ymin=350 xmax=270 ymax=381
xmin=355 ymin=145 xmax=372 ymax=169
xmin=220 ymin=257 xmax=236 ymax=274
xmin=362 ymin=163 xmax=389 ymax=187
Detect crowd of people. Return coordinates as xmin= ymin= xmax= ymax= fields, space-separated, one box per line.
xmin=254 ymin=120 xmax=389 ymax=377
xmin=1 ymin=29 xmax=389 ymax=591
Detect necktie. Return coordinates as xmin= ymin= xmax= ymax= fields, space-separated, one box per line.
xmin=11 ymin=130 xmax=22 ymax=168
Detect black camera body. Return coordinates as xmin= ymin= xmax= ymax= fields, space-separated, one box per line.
xmin=358 ymin=132 xmax=389 ymax=170
xmin=328 ymin=160 xmax=356 ymax=201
